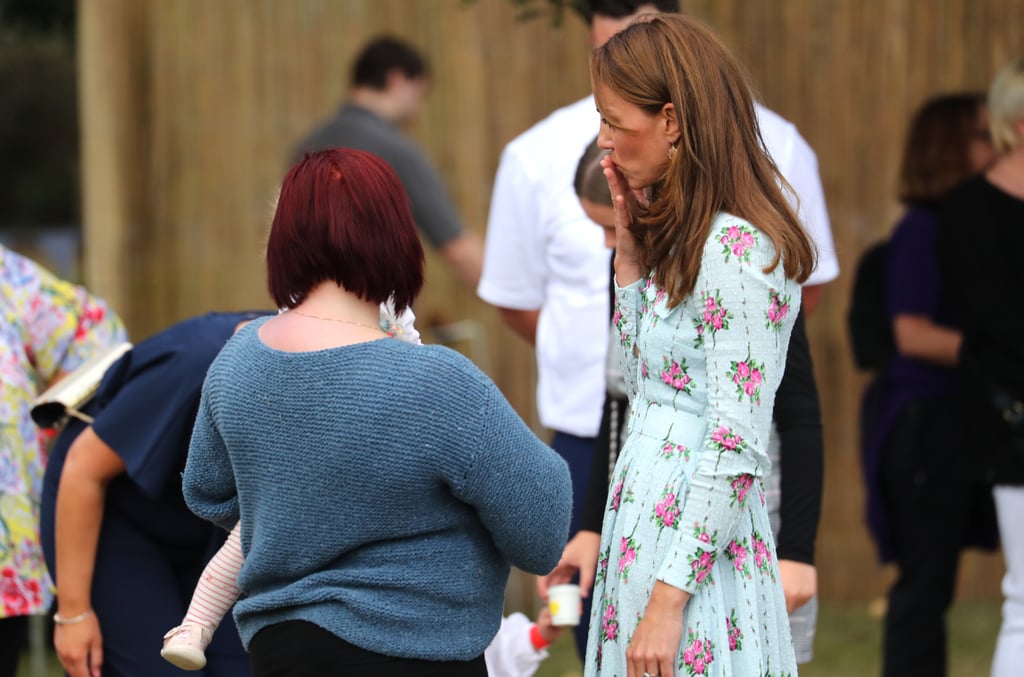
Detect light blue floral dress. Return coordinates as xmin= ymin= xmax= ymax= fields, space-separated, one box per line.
xmin=585 ymin=213 xmax=799 ymax=677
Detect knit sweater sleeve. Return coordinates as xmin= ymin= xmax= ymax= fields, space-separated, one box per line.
xmin=183 ymin=381 xmax=238 ymax=531
xmin=449 ymin=378 xmax=573 ymax=576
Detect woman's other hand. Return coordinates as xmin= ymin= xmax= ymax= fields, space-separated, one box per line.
xmin=54 ymin=613 xmax=104 ymax=677
xmin=778 ymin=560 xmax=817 ymax=613
xmin=626 ymin=580 xmax=690 ymax=677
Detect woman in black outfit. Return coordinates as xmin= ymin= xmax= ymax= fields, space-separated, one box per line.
xmin=936 ymin=58 xmax=1024 ymax=676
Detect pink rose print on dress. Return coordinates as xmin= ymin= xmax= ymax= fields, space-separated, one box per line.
xmin=640 ymin=358 xmax=649 ymax=380
xmin=765 ymin=289 xmax=791 ymax=331
xmin=618 ymin=535 xmax=641 ymax=582
xmin=681 ymin=629 xmax=716 ymax=676
xmin=726 ymin=355 xmax=766 ymax=403
xmin=610 ymin=480 xmax=624 ymax=511
xmin=612 ymin=304 xmax=633 ymax=351
xmin=596 ymin=545 xmax=611 ymax=585
xmin=686 ymin=524 xmax=718 ymax=587
xmin=609 ymin=468 xmax=635 ymax=512
xmin=600 ymin=597 xmax=620 ymax=643
xmin=652 ymin=486 xmax=681 ymax=530
xmin=660 ymin=441 xmax=690 ymax=461
xmin=661 ymin=357 xmax=694 ymax=394
xmin=710 ymin=426 xmax=747 ymax=454
xmin=718 ymin=223 xmax=758 ymax=265
xmin=654 ymin=287 xmax=667 ymax=307
xmin=752 ymin=531 xmax=776 ymax=579
xmin=640 ymin=275 xmax=661 ymax=324
xmin=729 ymin=473 xmax=754 ymax=507
xmin=693 ymin=291 xmax=733 ymax=348
xmin=726 ymin=610 xmax=744 ymax=651
xmin=725 ymin=538 xmax=752 ymax=578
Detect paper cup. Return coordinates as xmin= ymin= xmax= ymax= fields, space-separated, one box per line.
xmin=547 ymin=584 xmax=582 ymax=626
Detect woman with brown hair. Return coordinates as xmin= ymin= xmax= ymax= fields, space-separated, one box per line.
xmin=586 ymin=13 xmax=814 ymax=677
xmin=860 ymin=93 xmax=996 ymax=677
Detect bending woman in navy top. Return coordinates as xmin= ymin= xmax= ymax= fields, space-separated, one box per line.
xmin=40 ymin=311 xmax=266 ymax=677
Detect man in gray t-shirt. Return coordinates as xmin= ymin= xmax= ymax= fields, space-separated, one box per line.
xmin=292 ymin=37 xmax=482 ymax=288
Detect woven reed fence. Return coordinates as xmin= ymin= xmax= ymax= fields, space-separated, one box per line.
xmin=79 ymin=0 xmax=1023 ymax=603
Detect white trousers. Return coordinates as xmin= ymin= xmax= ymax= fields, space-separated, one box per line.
xmin=993 ymin=485 xmax=1024 ymax=677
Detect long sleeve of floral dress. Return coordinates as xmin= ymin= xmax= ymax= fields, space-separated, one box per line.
xmin=614 ymin=218 xmax=799 ymax=596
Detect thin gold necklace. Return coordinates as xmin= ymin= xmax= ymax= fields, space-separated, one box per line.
xmin=289 ymin=310 xmax=381 ymax=332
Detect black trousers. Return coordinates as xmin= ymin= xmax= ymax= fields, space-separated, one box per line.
xmin=249 ymin=621 xmax=488 ymax=677
xmin=881 ymin=394 xmax=990 ymax=677
xmin=0 ymin=616 xmax=27 ymax=677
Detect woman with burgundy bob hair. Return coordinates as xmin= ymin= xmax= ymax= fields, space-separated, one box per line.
xmin=181 ymin=148 xmax=572 ymax=676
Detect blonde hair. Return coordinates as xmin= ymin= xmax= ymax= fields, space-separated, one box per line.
xmin=590 ymin=14 xmax=813 ymax=307
xmin=989 ymin=57 xmax=1024 ymax=154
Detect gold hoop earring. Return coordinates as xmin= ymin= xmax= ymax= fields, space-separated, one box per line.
xmin=668 ymin=143 xmax=678 ymax=160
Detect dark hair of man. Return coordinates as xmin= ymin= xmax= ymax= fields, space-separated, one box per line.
xmin=898 ymin=93 xmax=986 ymax=206
xmin=573 ymin=139 xmax=612 ymax=207
xmin=578 ymin=0 xmax=679 ymax=24
xmin=350 ymin=36 xmax=429 ymax=90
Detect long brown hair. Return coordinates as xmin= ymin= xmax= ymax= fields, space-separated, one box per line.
xmin=898 ymin=94 xmax=987 ymax=206
xmin=590 ymin=14 xmax=814 ymax=307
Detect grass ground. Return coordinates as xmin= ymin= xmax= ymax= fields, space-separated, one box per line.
xmin=536 ymin=600 xmax=1002 ymax=677
xmin=17 ymin=600 xmax=1001 ymax=676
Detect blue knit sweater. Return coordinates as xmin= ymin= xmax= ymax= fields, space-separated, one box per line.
xmin=183 ymin=318 xmax=572 ymax=660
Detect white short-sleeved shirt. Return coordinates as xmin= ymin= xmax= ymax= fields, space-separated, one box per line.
xmin=756 ymin=105 xmax=839 ymax=286
xmin=479 ymin=96 xmax=838 ymax=437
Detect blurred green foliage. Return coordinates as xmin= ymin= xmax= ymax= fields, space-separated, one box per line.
xmin=0 ymin=0 xmax=77 ymax=228
xmin=462 ymin=0 xmax=588 ymax=27
xmin=0 ymin=0 xmax=74 ymax=39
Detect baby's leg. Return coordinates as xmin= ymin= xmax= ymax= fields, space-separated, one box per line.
xmin=184 ymin=521 xmax=244 ymax=632
xmin=162 ymin=523 xmax=244 ymax=670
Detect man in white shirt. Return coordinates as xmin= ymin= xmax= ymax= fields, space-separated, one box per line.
xmin=478 ymin=0 xmax=839 ymax=660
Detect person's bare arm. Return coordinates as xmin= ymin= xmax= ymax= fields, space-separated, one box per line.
xmin=892 ymin=314 xmax=962 ymax=367
xmin=801 ymin=283 xmax=825 ymax=316
xmin=439 ymin=231 xmax=485 ymax=290
xmin=53 ymin=427 xmax=126 ymax=677
xmin=497 ymin=307 xmax=540 ymax=346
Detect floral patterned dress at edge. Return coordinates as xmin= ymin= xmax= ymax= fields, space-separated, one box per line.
xmin=585 ymin=214 xmax=800 ymax=677
xmin=0 ymin=245 xmax=126 ymax=619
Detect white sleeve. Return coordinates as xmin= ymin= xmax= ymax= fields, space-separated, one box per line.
xmin=483 ymin=613 xmax=548 ymax=677
xmin=783 ymin=135 xmax=839 ymax=286
xmin=477 ymin=145 xmax=547 ymax=310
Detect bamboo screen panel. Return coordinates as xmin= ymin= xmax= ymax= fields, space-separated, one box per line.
xmin=79 ymin=0 xmax=1023 ymax=601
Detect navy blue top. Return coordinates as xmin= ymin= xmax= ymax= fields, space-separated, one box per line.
xmin=863 ymin=203 xmax=998 ymax=562
xmin=863 ymin=206 xmax=959 ymax=562
xmin=884 ymin=205 xmax=961 ymax=396
xmin=41 ymin=312 xmax=268 ymax=568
